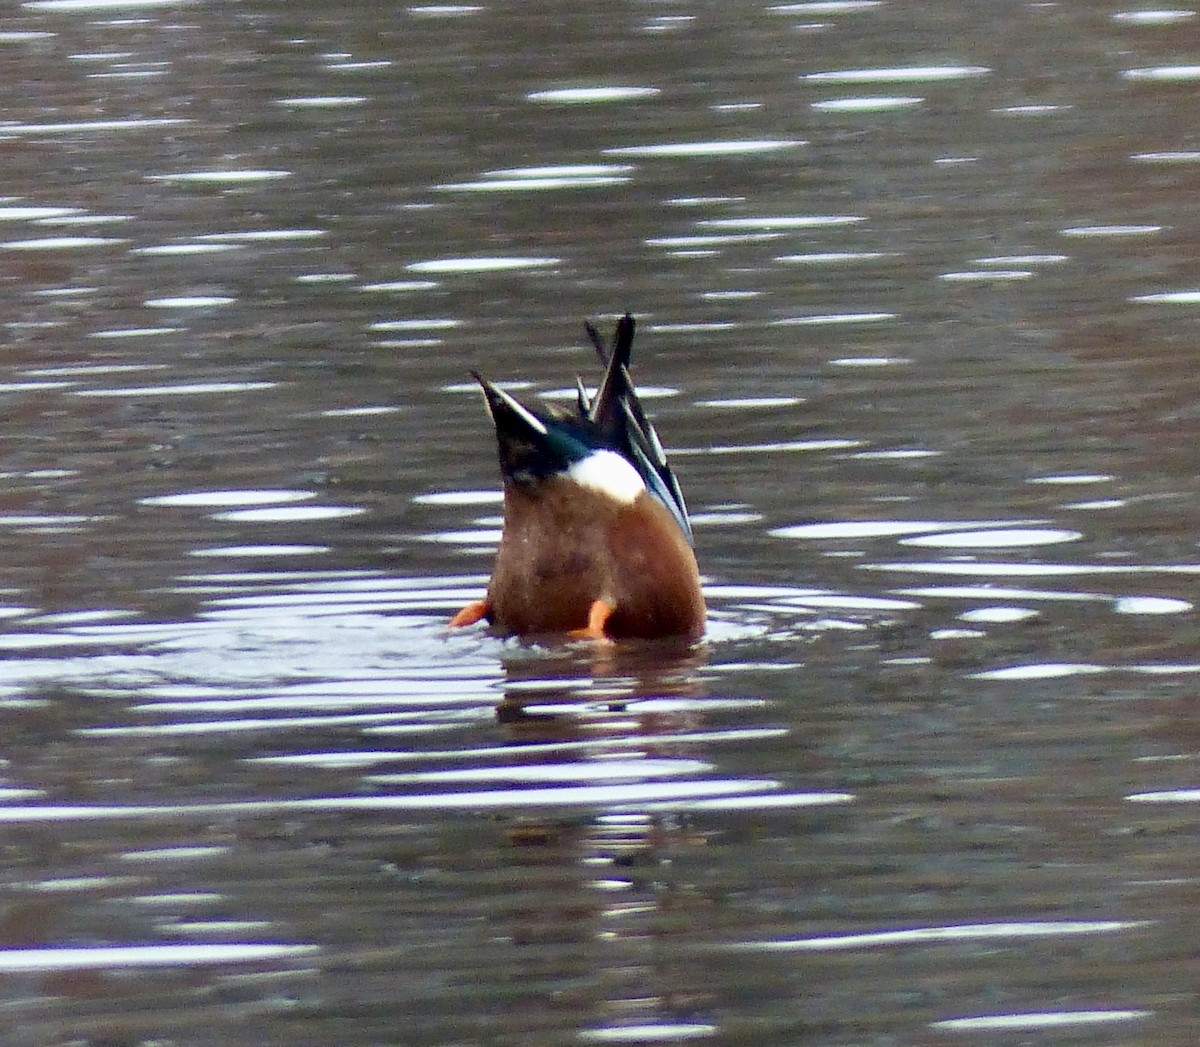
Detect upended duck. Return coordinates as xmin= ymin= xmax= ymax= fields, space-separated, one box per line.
xmin=450 ymin=313 xmax=705 ymax=642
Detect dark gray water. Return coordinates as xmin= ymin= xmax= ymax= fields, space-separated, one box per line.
xmin=2 ymin=1 xmax=1200 ymax=1043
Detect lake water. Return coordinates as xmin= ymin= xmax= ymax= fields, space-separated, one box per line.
xmin=2 ymin=1 xmax=1200 ymax=1044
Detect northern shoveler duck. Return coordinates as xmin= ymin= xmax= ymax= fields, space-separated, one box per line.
xmin=449 ymin=313 xmax=706 ymax=642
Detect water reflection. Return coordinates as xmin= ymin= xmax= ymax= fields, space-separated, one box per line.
xmin=4 ymin=0 xmax=1200 ymax=1039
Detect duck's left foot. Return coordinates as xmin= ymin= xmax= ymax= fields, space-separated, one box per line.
xmin=569 ymin=599 xmax=616 ymax=642
xmin=449 ymin=600 xmax=489 ymax=628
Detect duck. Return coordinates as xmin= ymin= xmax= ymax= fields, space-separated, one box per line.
xmin=449 ymin=313 xmax=706 ymax=642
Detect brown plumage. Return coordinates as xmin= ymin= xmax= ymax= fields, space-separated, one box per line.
xmin=449 ymin=314 xmax=705 ymax=642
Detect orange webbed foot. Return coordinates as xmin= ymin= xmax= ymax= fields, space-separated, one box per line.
xmin=568 ymin=599 xmax=616 ymax=643
xmin=449 ymin=600 xmax=489 ymax=628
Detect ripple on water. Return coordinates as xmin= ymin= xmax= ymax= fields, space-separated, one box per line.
xmin=407 ymin=256 xmax=561 ymax=273
xmin=697 ymin=215 xmax=864 ymax=229
xmin=1122 ymin=64 xmax=1200 ymax=80
xmin=1112 ymin=9 xmax=1195 ymax=24
xmin=771 ymin=519 xmax=1036 ymax=540
xmin=580 ymin=1022 xmax=718 ymax=1043
xmin=957 ymin=606 xmax=1039 ymax=623
xmin=603 ymin=139 xmax=805 ymax=158
xmin=142 ymin=297 xmax=237 ymax=309
xmin=802 ymin=65 xmax=990 ymax=83
xmin=772 ymin=312 xmax=896 ymax=325
xmin=898 ymin=527 xmax=1082 ymax=548
xmin=769 ymin=1 xmax=885 ymax=11
xmin=0 ymin=944 xmax=318 ymax=972
xmin=1130 ymin=289 xmax=1200 ymax=304
xmin=274 ymin=95 xmax=368 ymax=108
xmin=811 ymin=96 xmax=924 ymax=111
xmin=407 ymin=5 xmax=486 ymax=16
xmin=0 ymin=117 xmax=189 ymax=134
xmin=868 ymin=560 xmax=1200 ymax=577
xmin=0 ymin=236 xmax=127 ymax=250
xmin=0 ymin=206 xmax=84 ymax=220
xmin=526 ymin=87 xmax=661 ymax=103
xmin=931 ymin=1011 xmax=1151 ymax=1031
xmin=145 ymin=170 xmax=292 ymax=184
xmin=695 ymin=396 xmax=803 ymax=408
xmin=210 ymin=506 xmax=365 ymax=523
xmin=742 ymin=919 xmax=1147 ymax=951
xmin=675 ymin=438 xmax=863 ymax=456
xmin=1113 ymin=595 xmax=1192 ymax=614
xmin=74 ymin=381 xmax=275 ymax=397
xmin=190 ymin=545 xmax=330 ymax=558
xmin=140 ymin=490 xmax=317 ymax=508
xmin=435 ymin=165 xmax=632 ymax=192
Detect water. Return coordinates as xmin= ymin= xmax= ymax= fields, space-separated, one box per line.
xmin=1 ymin=1 xmax=1200 ymax=1043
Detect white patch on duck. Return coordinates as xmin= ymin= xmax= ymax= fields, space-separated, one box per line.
xmin=567 ymin=449 xmax=646 ymax=504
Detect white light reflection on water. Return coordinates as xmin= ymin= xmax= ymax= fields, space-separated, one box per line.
xmin=0 ymin=118 xmax=188 ymax=134
xmin=0 ymin=943 xmax=318 ymax=971
xmin=87 ymin=329 xmax=180 ymax=340
xmin=802 ymin=65 xmax=990 ymax=83
xmin=899 ymin=527 xmax=1082 ymax=548
xmin=251 ymin=728 xmax=791 ymax=768
xmin=696 ymin=396 xmax=803 ymax=408
xmin=407 ymin=256 xmax=561 ymax=273
xmin=145 ymin=170 xmax=291 ymax=184
xmin=1112 ymin=9 xmax=1195 ymax=24
xmin=1027 ymin=473 xmax=1113 ymax=484
xmin=580 ymin=1023 xmax=717 ymax=1043
xmin=742 ymin=919 xmax=1147 ymax=951
xmin=190 ymin=545 xmax=329 ymax=557
xmin=772 ymin=312 xmax=895 ymax=325
xmin=768 ymin=1 xmax=883 ymax=10
xmin=142 ymin=296 xmax=237 ymax=309
xmin=1127 ymin=789 xmax=1200 ymax=803
xmin=828 ymin=355 xmax=912 ymax=366
xmin=196 ymin=229 xmax=326 ymax=242
xmin=74 ymin=381 xmax=275 ymax=397
xmin=675 ymin=438 xmax=862 ymax=456
xmin=0 ymin=205 xmax=83 ymax=220
xmin=437 ymin=164 xmax=632 ymax=192
xmin=1130 ymin=289 xmax=1200 ymax=304
xmin=527 ymin=87 xmax=660 ymax=103
xmin=972 ymin=662 xmax=1200 ymax=681
xmin=1060 ymin=223 xmax=1162 ymax=237
xmin=776 ymin=250 xmax=893 ymax=264
xmin=697 ymin=215 xmax=864 ymax=229
xmin=898 ymin=585 xmax=1107 ymax=605
xmin=275 ymin=95 xmax=368 ymax=108
xmin=603 ymin=139 xmax=804 ymax=158
xmin=1122 ymin=64 xmax=1200 ymax=80
xmin=864 ymin=561 xmax=1200 ymax=577
xmin=407 ymin=5 xmax=485 ymax=16
xmin=82 ymin=714 xmax=476 ymax=738
xmin=0 ymin=782 xmax=787 ymax=820
xmin=131 ymin=243 xmax=242 ymax=256
xmin=772 ymin=519 xmax=1037 ymax=540
xmin=413 ymin=490 xmax=503 ymax=506
xmin=811 ymin=96 xmax=923 ymax=111
xmin=367 ymin=758 xmax=717 ymax=786
xmin=0 ymin=236 xmax=127 ymax=250
xmin=1114 ymin=596 xmax=1191 ymax=613
xmin=931 ymin=1010 xmax=1151 ymax=1031
xmin=646 ymin=233 xmax=785 ymax=248
xmin=140 ymin=490 xmax=317 ymax=508
xmin=420 ymin=527 xmax=502 ymax=545
xmin=958 ymin=606 xmax=1038 ymax=623
xmin=542 ymin=383 xmax=677 ymax=400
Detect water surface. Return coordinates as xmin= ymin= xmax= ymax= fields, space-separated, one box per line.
xmin=1 ymin=1 xmax=1200 ymax=1044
